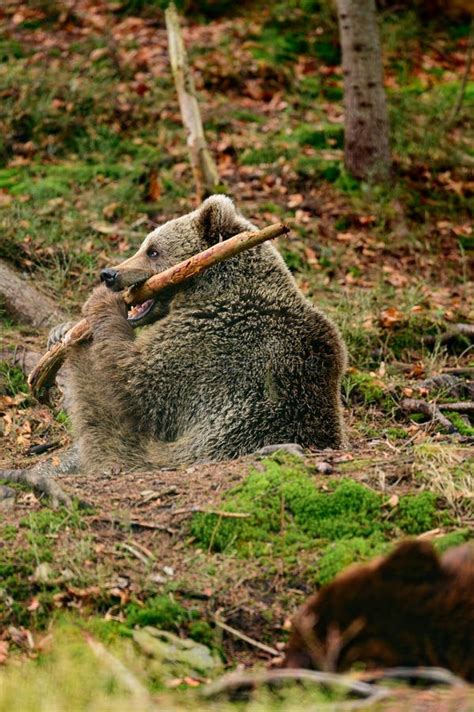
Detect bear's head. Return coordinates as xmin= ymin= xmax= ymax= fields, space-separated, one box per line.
xmin=284 ymin=540 xmax=474 ymax=677
xmin=100 ymin=195 xmax=254 ymax=326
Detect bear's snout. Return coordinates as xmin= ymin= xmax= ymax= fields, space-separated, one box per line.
xmin=100 ymin=268 xmax=120 ymax=291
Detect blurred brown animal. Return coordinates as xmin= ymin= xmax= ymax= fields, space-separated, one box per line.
xmin=284 ymin=540 xmax=474 ymax=681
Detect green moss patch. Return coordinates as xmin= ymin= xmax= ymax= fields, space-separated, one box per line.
xmin=343 ymin=370 xmax=391 ymax=408
xmin=190 ymin=458 xmax=445 ymax=578
xmin=313 ymin=535 xmax=389 ymax=585
xmin=0 ymin=362 xmax=29 ymax=397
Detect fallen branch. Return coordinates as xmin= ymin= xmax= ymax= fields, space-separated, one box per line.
xmin=214 ymin=615 xmax=280 ymax=657
xmin=424 ymin=323 xmax=474 ymax=346
xmin=202 ymin=668 xmax=390 ymax=706
xmin=442 ymin=367 xmax=474 ymax=377
xmin=171 ymin=506 xmax=251 ymax=519
xmin=165 ymin=3 xmax=221 ymax=201
xmin=438 ymin=401 xmax=474 ymax=414
xmin=28 ymin=222 xmax=290 ymax=403
xmin=401 ymin=398 xmax=458 ymax=434
xmin=91 ymin=515 xmax=175 ymax=535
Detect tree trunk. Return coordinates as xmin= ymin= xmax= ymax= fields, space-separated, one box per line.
xmin=165 ymin=3 xmax=221 ymax=202
xmin=335 ymin=0 xmax=391 ymax=180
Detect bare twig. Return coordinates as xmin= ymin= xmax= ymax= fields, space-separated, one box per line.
xmin=165 ymin=2 xmax=221 ymax=201
xmin=118 ymin=542 xmax=153 ymax=566
xmin=202 ymin=668 xmax=390 ymax=706
xmin=172 ymin=507 xmax=251 ymax=519
xmin=28 ymin=222 xmax=290 ymax=403
xmin=401 ymin=398 xmax=459 ymax=434
xmin=91 ymin=515 xmax=175 ymax=535
xmin=214 ymin=615 xmax=279 ymax=657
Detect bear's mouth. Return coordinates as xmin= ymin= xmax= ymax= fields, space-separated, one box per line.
xmin=127 ymin=298 xmax=155 ymax=325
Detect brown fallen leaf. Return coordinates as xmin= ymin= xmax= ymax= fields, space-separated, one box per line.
xmin=148 ymin=170 xmax=161 ymax=202
xmin=379 ymin=307 xmax=405 ymax=329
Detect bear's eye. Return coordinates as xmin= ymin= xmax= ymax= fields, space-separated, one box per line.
xmin=147 ymin=247 xmax=159 ymax=259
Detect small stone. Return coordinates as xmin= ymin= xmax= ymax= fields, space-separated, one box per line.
xmin=33 ymin=563 xmax=53 ymax=583
xmin=316 ymin=461 xmax=333 ymax=474
xmin=0 ymin=485 xmax=16 ymax=509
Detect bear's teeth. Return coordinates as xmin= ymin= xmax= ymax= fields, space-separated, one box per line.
xmin=128 ymin=299 xmax=153 ymax=319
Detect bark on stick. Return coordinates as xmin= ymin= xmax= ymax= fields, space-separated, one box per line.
xmin=165 ymin=3 xmax=221 ymax=201
xmin=336 ymin=0 xmax=391 ymax=180
xmin=28 ymin=222 xmax=290 ymax=403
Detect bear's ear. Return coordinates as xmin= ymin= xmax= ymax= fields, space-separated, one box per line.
xmin=379 ymin=540 xmax=442 ymax=583
xmin=196 ymin=195 xmax=240 ymax=244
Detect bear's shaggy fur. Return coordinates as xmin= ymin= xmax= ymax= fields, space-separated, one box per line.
xmin=61 ymin=196 xmax=346 ymax=472
xmin=284 ymin=540 xmax=474 ymax=682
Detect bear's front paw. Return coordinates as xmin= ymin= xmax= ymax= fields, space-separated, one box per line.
xmin=47 ymin=321 xmax=75 ymax=349
xmin=82 ymin=284 xmax=128 ymax=323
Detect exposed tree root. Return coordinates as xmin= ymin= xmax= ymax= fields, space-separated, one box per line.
xmin=202 ymin=668 xmax=390 ymax=707
xmin=0 ymin=468 xmax=72 ymax=509
xmin=0 ymin=259 xmax=66 ymax=328
xmin=362 ymin=666 xmax=466 ymax=688
xmin=0 ymin=447 xmax=81 ymax=509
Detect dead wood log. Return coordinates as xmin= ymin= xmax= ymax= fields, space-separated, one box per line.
xmin=165 ymin=3 xmax=221 ymax=201
xmin=28 ymin=222 xmax=289 ymax=403
xmin=0 ymin=260 xmax=66 ymax=328
xmin=401 ymin=398 xmax=458 ymax=434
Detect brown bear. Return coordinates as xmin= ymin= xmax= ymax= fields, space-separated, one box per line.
xmin=44 ymin=195 xmax=346 ymax=474
xmin=284 ymin=540 xmax=474 ymax=682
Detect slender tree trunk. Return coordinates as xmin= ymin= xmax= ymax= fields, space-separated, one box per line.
xmin=165 ymin=3 xmax=221 ymax=202
xmin=335 ymin=0 xmax=391 ymax=180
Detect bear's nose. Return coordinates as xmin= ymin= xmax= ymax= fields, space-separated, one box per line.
xmin=100 ymin=268 xmax=119 ymax=289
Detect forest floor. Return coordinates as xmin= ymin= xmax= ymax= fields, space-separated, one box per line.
xmin=0 ymin=0 xmax=473 ymax=709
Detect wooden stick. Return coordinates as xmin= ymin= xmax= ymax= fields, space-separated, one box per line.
xmin=165 ymin=3 xmax=221 ymax=201
xmin=213 ymin=616 xmax=280 ymax=657
xmin=28 ymin=222 xmax=289 ymax=403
